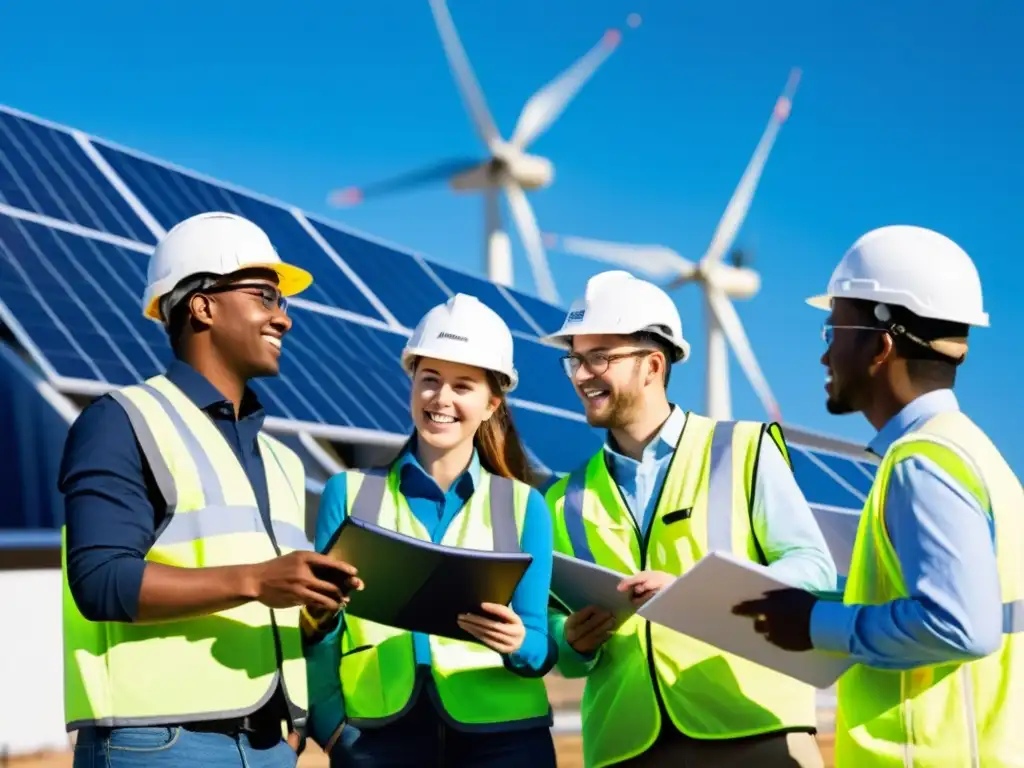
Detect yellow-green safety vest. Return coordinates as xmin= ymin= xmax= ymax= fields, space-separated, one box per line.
xmin=338 ymin=465 xmax=552 ymax=729
xmin=61 ymin=374 xmax=311 ymax=731
xmin=837 ymin=410 xmax=1024 ymax=767
xmin=546 ymin=413 xmax=819 ymax=768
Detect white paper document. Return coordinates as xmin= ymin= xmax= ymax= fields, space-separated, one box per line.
xmin=636 ymin=551 xmax=853 ymax=689
xmin=550 ymin=552 xmax=638 ymax=627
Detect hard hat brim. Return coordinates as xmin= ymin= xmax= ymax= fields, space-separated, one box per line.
xmin=143 ymin=261 xmax=314 ymax=322
xmin=401 ymin=347 xmax=518 ymax=392
xmin=805 ymin=294 xmax=831 ymax=311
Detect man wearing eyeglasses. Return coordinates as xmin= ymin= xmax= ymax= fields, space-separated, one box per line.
xmin=735 ymin=226 xmax=1023 ymax=767
xmin=59 ymin=212 xmax=362 ymax=767
xmin=542 ymin=269 xmax=836 ymax=767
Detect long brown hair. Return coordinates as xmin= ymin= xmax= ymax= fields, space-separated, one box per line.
xmin=475 ymin=371 xmax=535 ymax=486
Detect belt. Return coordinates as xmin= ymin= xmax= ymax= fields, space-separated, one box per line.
xmin=180 ymin=715 xmax=285 ymax=748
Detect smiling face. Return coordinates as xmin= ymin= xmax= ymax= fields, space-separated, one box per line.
xmin=567 ymin=334 xmax=663 ymax=429
xmin=410 ymin=357 xmax=501 ymax=453
xmin=193 ymin=269 xmax=292 ymax=379
xmin=821 ymin=298 xmax=881 ymax=415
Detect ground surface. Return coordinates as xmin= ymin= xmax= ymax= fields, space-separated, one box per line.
xmin=6 ymin=675 xmax=835 ymax=767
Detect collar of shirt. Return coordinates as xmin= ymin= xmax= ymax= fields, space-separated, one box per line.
xmin=867 ymin=388 xmax=960 ymax=457
xmin=164 ymin=359 xmax=266 ymax=427
xmin=394 ymin=434 xmax=481 ymax=504
xmin=603 ymin=404 xmax=685 ymax=479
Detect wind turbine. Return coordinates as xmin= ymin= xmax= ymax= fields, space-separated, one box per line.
xmin=328 ymin=0 xmax=639 ymax=305
xmin=544 ymin=68 xmax=802 ymax=423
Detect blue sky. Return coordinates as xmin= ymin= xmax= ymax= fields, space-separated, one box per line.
xmin=1 ymin=0 xmax=1021 ymax=471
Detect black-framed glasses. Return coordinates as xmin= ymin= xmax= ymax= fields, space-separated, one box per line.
xmin=203 ymin=281 xmax=288 ymax=313
xmin=821 ymin=324 xmax=883 ymax=348
xmin=560 ymin=349 xmax=652 ymax=378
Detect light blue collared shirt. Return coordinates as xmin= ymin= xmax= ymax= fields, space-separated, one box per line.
xmin=603 ymin=405 xmax=837 ymax=591
xmin=554 ymin=405 xmax=837 ymax=678
xmin=809 ymin=389 xmax=1004 ymax=669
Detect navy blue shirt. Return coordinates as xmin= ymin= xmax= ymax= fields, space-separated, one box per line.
xmin=59 ymin=360 xmax=272 ymax=623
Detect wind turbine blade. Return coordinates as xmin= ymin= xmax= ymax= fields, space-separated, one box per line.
xmin=510 ymin=28 xmax=623 ymax=149
xmin=701 ymin=67 xmax=801 ymax=266
xmin=545 ymin=233 xmax=695 ymax=280
xmin=428 ymin=0 xmax=502 ymax=149
xmin=502 ymin=182 xmax=561 ymax=304
xmin=706 ymin=287 xmax=782 ymax=422
xmin=327 ymin=157 xmax=481 ymax=207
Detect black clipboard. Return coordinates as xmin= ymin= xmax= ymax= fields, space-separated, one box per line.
xmin=321 ymin=515 xmax=533 ymax=642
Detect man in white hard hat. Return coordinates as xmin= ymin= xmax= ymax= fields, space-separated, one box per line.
xmin=737 ymin=225 xmax=1024 ymax=766
xmin=59 ymin=212 xmax=363 ymax=767
xmin=543 ymin=269 xmax=836 ymax=767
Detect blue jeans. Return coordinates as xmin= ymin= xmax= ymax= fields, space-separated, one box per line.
xmin=73 ymin=726 xmax=298 ymax=768
xmin=331 ymin=692 xmax=557 ymax=768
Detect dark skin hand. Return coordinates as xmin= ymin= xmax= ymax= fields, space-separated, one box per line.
xmin=135 ymin=551 xmax=364 ymax=623
xmin=732 ymin=588 xmax=819 ymax=652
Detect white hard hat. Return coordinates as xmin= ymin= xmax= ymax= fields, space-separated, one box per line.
xmin=807 ymin=225 xmax=989 ymax=327
xmin=543 ymin=270 xmax=690 ymax=362
xmin=401 ymin=293 xmax=519 ymax=392
xmin=142 ymin=211 xmax=314 ymax=322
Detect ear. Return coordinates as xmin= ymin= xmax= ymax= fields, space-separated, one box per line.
xmin=644 ymin=352 xmax=664 ymax=387
xmin=188 ymin=293 xmax=214 ymax=330
xmin=482 ymin=394 xmax=501 ymax=422
xmin=867 ymin=331 xmax=895 ymax=375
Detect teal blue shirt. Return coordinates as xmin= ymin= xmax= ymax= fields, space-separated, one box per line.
xmin=304 ymin=443 xmax=557 ymax=747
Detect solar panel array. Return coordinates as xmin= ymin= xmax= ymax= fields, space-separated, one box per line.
xmin=0 ymin=103 xmax=874 ymax=570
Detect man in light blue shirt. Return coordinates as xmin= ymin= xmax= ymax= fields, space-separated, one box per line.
xmin=543 ymin=270 xmax=836 ymax=766
xmin=738 ymin=225 xmax=1020 ymax=766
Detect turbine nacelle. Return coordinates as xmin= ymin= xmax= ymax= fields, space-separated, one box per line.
xmin=449 ymin=148 xmax=554 ymax=192
xmin=700 ymin=262 xmax=761 ymax=300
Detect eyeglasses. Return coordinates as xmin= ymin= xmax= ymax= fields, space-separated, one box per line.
xmin=821 ymin=324 xmax=884 ymax=348
xmin=202 ymin=281 xmax=288 ymax=313
xmin=560 ymin=349 xmax=652 ymax=378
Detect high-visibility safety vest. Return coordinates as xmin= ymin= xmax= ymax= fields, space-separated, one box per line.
xmin=61 ymin=374 xmax=312 ymax=731
xmin=836 ymin=410 xmax=1024 ymax=767
xmin=338 ymin=465 xmax=552 ymax=729
xmin=545 ymin=413 xmax=818 ymax=768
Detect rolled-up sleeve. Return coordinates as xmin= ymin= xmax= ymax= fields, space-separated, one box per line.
xmin=753 ymin=436 xmax=838 ymax=592
xmin=59 ymin=396 xmax=156 ymax=623
xmin=810 ymin=454 xmax=1002 ymax=669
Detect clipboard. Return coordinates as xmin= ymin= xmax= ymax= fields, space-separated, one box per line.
xmin=321 ymin=514 xmax=533 ymax=642
xmin=549 ymin=552 xmax=638 ymax=628
xmin=636 ymin=551 xmax=853 ymax=688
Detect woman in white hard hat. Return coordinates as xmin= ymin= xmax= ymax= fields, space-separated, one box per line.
xmin=303 ymin=293 xmax=557 ymax=767
xmin=740 ymin=225 xmax=1024 ymax=767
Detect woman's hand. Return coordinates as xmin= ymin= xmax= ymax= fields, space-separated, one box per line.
xmin=457 ymin=602 xmax=526 ymax=654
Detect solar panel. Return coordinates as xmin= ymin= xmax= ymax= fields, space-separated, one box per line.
xmin=0 ymin=99 xmax=882 ymax=528
xmin=93 ymin=142 xmax=390 ymax=324
xmin=425 ymin=259 xmax=541 ymax=336
xmin=511 ymin=405 xmax=602 ymax=473
xmin=307 ymin=217 xmax=448 ymax=330
xmin=503 ymin=287 xmax=567 ymax=336
xmin=0 ymin=111 xmax=157 ymax=245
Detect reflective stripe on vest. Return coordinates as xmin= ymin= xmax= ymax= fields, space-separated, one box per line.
xmin=339 ymin=465 xmax=552 ymax=729
xmin=837 ymin=410 xmax=1024 ymax=768
xmin=549 ymin=414 xmax=817 ymax=768
xmin=61 ymin=375 xmax=311 ymax=731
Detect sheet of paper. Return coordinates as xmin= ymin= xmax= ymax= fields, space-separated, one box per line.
xmin=550 ymin=552 xmax=638 ymax=627
xmin=636 ymin=551 xmax=853 ymax=689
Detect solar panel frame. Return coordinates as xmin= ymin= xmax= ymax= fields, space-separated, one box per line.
xmin=0 ymin=102 xmax=885 ymax=495
xmin=0 ymin=108 xmax=157 ymax=245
